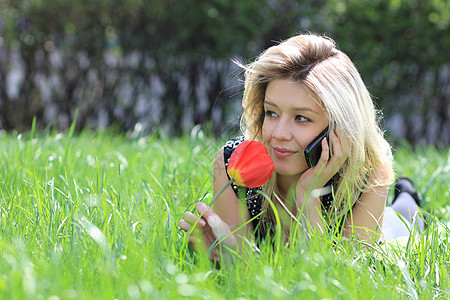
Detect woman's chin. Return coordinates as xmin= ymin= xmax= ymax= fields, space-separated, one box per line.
xmin=274 ymin=165 xmax=307 ymax=177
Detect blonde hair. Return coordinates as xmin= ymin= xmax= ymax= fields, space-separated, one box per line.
xmin=239 ymin=33 xmax=394 ymax=227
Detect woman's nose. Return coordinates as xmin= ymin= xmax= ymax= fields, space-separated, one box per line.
xmin=272 ymin=118 xmax=292 ymax=141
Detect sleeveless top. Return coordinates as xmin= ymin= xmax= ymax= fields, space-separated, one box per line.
xmin=223 ymin=136 xmax=336 ymax=240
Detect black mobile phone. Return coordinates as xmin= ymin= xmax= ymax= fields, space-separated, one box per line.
xmin=304 ymin=126 xmax=329 ymax=168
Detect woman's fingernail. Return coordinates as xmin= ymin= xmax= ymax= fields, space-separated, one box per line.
xmin=198 ymin=219 xmax=206 ymax=226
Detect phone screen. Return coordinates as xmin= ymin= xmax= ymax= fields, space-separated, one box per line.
xmin=304 ymin=126 xmax=329 ymax=168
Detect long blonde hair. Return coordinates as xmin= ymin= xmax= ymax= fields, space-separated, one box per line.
xmin=239 ymin=33 xmax=394 ymax=227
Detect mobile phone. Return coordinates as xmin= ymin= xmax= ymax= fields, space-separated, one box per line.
xmin=304 ymin=126 xmax=329 ymax=168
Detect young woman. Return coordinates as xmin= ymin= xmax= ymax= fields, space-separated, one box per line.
xmin=179 ymin=33 xmax=424 ymax=261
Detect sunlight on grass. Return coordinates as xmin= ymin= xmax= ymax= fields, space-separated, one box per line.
xmin=0 ymin=129 xmax=448 ymax=299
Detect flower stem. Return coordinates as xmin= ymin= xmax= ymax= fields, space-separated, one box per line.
xmin=209 ymin=178 xmax=235 ymax=207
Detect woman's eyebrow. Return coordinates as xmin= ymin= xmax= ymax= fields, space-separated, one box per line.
xmin=264 ymin=100 xmax=318 ymax=114
xmin=263 ymin=100 xmax=277 ymax=107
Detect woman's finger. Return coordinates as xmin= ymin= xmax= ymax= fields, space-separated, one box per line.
xmin=208 ymin=214 xmax=230 ymax=239
xmin=329 ymin=130 xmax=342 ymax=158
xmin=317 ymin=137 xmax=330 ymax=166
xmin=330 ymin=132 xmax=348 ymax=164
xmin=179 ymin=219 xmax=192 ymax=232
xmin=182 ymin=211 xmax=206 ymax=227
xmin=196 ymin=202 xmax=214 ymax=220
xmin=179 ymin=219 xmax=203 ymax=236
xmin=196 ymin=203 xmax=226 ymax=233
xmin=196 ymin=202 xmax=235 ymax=243
xmin=334 ymin=128 xmax=350 ymax=155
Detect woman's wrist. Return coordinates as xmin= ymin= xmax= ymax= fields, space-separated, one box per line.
xmin=295 ymin=187 xmax=324 ymax=234
xmin=296 ymin=186 xmax=322 ymax=210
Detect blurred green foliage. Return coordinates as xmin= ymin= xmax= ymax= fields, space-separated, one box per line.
xmin=327 ymin=0 xmax=449 ymax=145
xmin=0 ymin=0 xmax=448 ymax=144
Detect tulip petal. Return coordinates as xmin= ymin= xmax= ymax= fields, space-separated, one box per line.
xmin=227 ymin=141 xmax=274 ymax=188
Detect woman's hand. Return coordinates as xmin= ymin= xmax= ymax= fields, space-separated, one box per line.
xmin=179 ymin=202 xmax=238 ymax=261
xmin=295 ymin=129 xmax=349 ymax=234
xmin=297 ymin=129 xmax=349 ymax=200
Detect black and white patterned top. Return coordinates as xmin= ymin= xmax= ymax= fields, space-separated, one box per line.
xmin=223 ymin=136 xmax=337 ymax=239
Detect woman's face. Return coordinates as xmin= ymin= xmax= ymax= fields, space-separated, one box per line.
xmin=262 ymin=78 xmax=329 ymax=177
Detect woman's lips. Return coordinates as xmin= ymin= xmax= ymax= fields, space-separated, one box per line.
xmin=273 ymin=147 xmax=298 ymax=158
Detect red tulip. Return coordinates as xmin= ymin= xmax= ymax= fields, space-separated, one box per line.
xmin=227 ymin=141 xmax=274 ymax=188
xmin=209 ymin=140 xmax=274 ymax=206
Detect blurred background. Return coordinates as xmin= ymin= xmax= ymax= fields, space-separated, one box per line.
xmin=0 ymin=0 xmax=448 ymax=146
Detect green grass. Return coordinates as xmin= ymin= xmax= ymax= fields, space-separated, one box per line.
xmin=0 ymin=128 xmax=448 ymax=299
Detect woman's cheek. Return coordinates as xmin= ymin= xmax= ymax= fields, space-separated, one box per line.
xmin=261 ymin=124 xmax=271 ymax=143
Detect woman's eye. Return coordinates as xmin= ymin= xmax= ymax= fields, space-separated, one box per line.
xmin=295 ymin=115 xmax=308 ymax=122
xmin=264 ymin=110 xmax=277 ymax=118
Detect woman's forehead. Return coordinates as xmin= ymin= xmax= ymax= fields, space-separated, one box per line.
xmin=264 ymin=79 xmax=324 ymax=112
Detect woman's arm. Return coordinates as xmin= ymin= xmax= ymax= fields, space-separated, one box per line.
xmin=179 ymin=147 xmax=253 ymax=261
xmin=343 ymin=166 xmax=390 ymax=244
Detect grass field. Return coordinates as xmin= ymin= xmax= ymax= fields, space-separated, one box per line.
xmin=0 ymin=127 xmax=448 ymax=299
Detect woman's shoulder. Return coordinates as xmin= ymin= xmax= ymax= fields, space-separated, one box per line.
xmin=223 ymin=135 xmax=245 ymax=156
xmin=367 ymin=164 xmax=394 ymax=187
xmin=223 ymin=136 xmax=245 ymax=166
xmin=224 ymin=136 xmax=245 ymax=147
